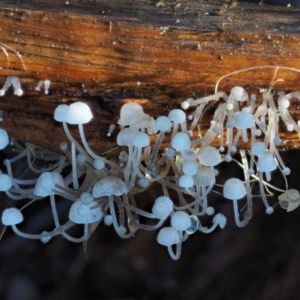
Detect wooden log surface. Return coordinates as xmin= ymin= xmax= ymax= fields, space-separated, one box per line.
xmin=0 ymin=0 xmax=300 ymax=153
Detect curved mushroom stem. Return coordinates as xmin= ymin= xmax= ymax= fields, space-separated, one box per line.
xmin=78 ymin=123 xmax=121 ymax=171
xmin=167 ymin=231 xmax=184 ymax=260
xmin=50 ymin=194 xmax=87 ymax=243
xmin=135 ymin=219 xmax=165 ymax=231
xmin=11 ymin=221 xmax=74 ymax=240
xmin=258 ymin=172 xmax=274 ymax=214
xmin=232 ymin=199 xmax=248 ymax=228
xmin=108 ymin=195 xmax=135 ymax=239
xmin=198 ymin=220 xmax=219 ymax=234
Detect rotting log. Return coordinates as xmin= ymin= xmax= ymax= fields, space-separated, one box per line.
xmin=0 ymin=0 xmax=300 ymax=154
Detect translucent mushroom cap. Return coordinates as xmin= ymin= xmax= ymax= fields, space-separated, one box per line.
xmin=182 ymin=160 xmax=198 ymax=176
xmin=198 ymin=145 xmax=221 ymax=167
xmin=0 ymin=128 xmax=9 ymax=150
xmin=118 ymin=102 xmax=147 ymax=126
xmin=33 ymin=172 xmax=66 ymax=197
xmin=171 ymin=132 xmax=191 ymax=151
xmin=257 ymin=153 xmax=277 ymax=172
xmin=278 ymin=96 xmax=290 ymax=109
xmin=54 ymin=104 xmax=69 ymax=122
xmin=66 ymin=102 xmax=93 ymax=125
xmin=223 ymin=178 xmax=247 ymax=200
xmin=229 ymin=86 xmax=248 ymax=102
xmin=132 ymin=132 xmax=150 ymax=148
xmin=80 ymin=192 xmax=94 ymax=205
xmin=2 ymin=208 xmax=23 ymax=225
xmin=152 ymin=196 xmax=173 ymax=220
xmin=179 ymin=174 xmax=194 ymax=188
xmin=92 ymin=176 xmax=127 ymax=198
xmin=171 ymin=211 xmax=192 ymax=231
xmin=0 ymin=173 xmax=12 ymax=191
xmin=168 ymin=109 xmax=186 ymax=124
xmin=155 ymin=116 xmax=172 ymax=132
xmin=157 ymin=227 xmax=180 ymax=246
xmin=235 ymin=108 xmax=254 ymax=129
xmin=116 ymin=128 xmax=138 ymax=146
xmin=251 ymin=142 xmax=266 ymax=157
xmin=213 ymin=213 xmax=227 ymax=229
xmin=69 ymin=198 xmax=103 ymax=224
xmin=194 ymin=166 xmax=215 ymax=186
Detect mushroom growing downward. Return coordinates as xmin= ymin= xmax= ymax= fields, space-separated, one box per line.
xmin=223 ymin=178 xmax=248 ymax=228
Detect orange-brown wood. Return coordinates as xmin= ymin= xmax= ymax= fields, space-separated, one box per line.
xmin=0 ymin=0 xmax=300 ymax=153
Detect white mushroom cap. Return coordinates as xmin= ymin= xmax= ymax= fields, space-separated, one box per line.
xmin=229 ymin=86 xmax=248 ymax=102
xmin=116 ymin=128 xmax=138 ymax=146
xmin=0 ymin=173 xmax=12 ymax=191
xmin=171 ymin=132 xmax=191 ymax=151
xmin=132 ymin=132 xmax=150 ymax=148
xmin=69 ymin=199 xmax=103 ymax=224
xmin=92 ymin=176 xmax=127 ymax=198
xmin=213 ymin=213 xmax=227 ymax=229
xmin=157 ymin=227 xmax=180 ymax=246
xmin=198 ymin=145 xmax=221 ymax=167
xmin=79 ymin=192 xmax=94 ymax=205
xmin=0 ymin=128 xmax=9 ymax=150
xmin=165 ymin=148 xmax=176 ymax=158
xmin=66 ymin=102 xmax=93 ymax=125
xmin=152 ymin=196 xmax=173 ymax=220
xmin=235 ymin=108 xmax=254 ymax=129
xmin=118 ymin=102 xmax=147 ymax=126
xmin=251 ymin=142 xmax=266 ymax=156
xmin=93 ymin=159 xmax=105 ymax=170
xmin=194 ymin=166 xmax=215 ymax=187
xmin=168 ymin=109 xmax=186 ymax=124
xmin=179 ymin=174 xmax=194 ymax=188
xmin=2 ymin=208 xmax=23 ymax=225
xmin=223 ymin=178 xmax=246 ymax=200
xmin=33 ymin=172 xmax=66 ymax=197
xmin=257 ymin=153 xmax=277 ymax=172
xmin=76 ymin=154 xmax=86 ymax=165
xmin=171 ymin=211 xmax=192 ymax=231
xmin=278 ymin=96 xmax=290 ymax=109
xmin=138 ymin=178 xmax=150 ymax=188
xmin=54 ymin=104 xmax=69 ymax=122
xmin=182 ymin=160 xmax=198 ymax=176
xmin=155 ymin=116 xmax=172 ymax=132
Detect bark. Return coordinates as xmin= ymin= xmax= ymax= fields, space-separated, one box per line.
xmin=0 ymin=0 xmax=300 ymax=152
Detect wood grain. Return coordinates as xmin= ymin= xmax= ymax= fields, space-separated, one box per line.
xmin=0 ymin=0 xmax=300 ymax=153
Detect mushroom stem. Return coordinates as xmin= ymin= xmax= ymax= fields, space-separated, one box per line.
xmin=232 ymin=199 xmax=248 ymax=228
xmin=71 ymin=141 xmax=79 ymax=189
xmin=78 ymin=123 xmax=121 ymax=171
xmin=11 ymin=221 xmax=74 ymax=240
xmin=198 ymin=220 xmax=219 ymax=234
xmin=108 ymin=195 xmax=135 ymax=239
xmin=167 ymin=231 xmax=183 ymax=260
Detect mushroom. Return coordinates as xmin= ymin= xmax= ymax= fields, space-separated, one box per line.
xmin=223 ymin=178 xmax=248 ymax=227
xmin=69 ymin=192 xmax=103 ymax=241
xmin=198 ymin=213 xmax=227 ymax=234
xmin=92 ymin=176 xmax=131 ymax=238
xmin=157 ymin=226 xmax=181 ymax=260
xmin=146 ymin=116 xmax=172 ymax=177
xmin=235 ymin=107 xmax=254 ymax=143
xmin=152 ymin=196 xmax=173 ymax=220
xmin=1 ymin=208 xmax=73 ymax=240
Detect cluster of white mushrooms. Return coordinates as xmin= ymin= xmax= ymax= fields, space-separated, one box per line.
xmin=1 ymin=66 xmax=300 ymax=260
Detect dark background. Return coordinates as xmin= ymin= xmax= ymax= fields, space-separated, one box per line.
xmin=1 ymin=149 xmax=300 ymax=300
